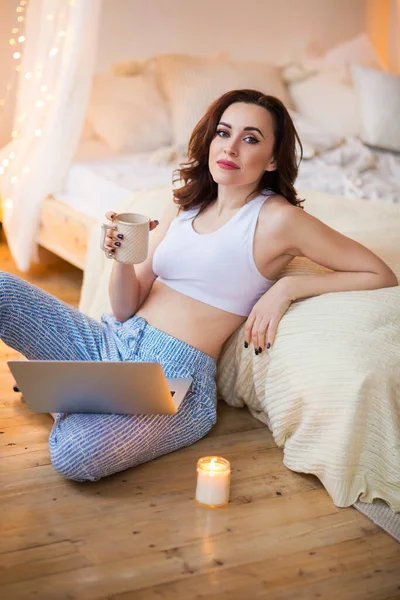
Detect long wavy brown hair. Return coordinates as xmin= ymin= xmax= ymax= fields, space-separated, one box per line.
xmin=172 ymin=89 xmax=305 ymax=213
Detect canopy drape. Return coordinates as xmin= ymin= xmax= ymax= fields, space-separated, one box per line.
xmin=0 ymin=0 xmax=101 ymax=271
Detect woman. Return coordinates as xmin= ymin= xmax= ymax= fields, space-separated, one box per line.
xmin=2 ymin=90 xmax=397 ymax=482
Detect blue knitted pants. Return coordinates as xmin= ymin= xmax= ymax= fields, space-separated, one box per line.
xmin=0 ymin=272 xmax=217 ymax=482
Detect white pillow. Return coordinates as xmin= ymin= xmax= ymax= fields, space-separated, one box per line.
xmin=282 ymin=33 xmax=384 ymax=84
xmin=86 ymin=73 xmax=172 ymax=153
xmin=288 ymin=70 xmax=361 ymax=138
xmin=282 ymin=33 xmax=384 ymax=138
xmin=351 ymin=65 xmax=400 ymax=152
xmin=146 ymin=53 xmax=292 ymax=147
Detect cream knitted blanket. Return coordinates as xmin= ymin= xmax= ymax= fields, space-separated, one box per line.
xmin=79 ymin=186 xmax=400 ymax=512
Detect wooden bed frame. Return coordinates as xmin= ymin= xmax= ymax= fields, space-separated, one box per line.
xmin=38 ymin=195 xmax=96 ymax=270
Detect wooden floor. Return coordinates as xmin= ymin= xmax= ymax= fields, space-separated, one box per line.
xmin=0 ymin=232 xmax=399 ymax=600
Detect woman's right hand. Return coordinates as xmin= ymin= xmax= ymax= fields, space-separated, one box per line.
xmin=102 ymin=211 xmax=160 ymax=256
xmin=103 ymin=211 xmax=119 ymax=256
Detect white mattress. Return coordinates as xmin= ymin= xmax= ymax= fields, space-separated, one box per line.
xmin=54 ymin=141 xmax=177 ymax=221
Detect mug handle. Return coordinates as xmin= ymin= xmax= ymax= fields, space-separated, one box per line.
xmin=100 ymin=223 xmax=116 ymax=259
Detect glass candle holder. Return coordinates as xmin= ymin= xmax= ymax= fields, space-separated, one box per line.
xmin=195 ymin=456 xmax=231 ymax=508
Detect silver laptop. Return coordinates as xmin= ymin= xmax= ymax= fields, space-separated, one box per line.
xmin=8 ymin=361 xmax=193 ymax=415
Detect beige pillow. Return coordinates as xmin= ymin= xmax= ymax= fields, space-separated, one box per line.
xmin=86 ymin=73 xmax=172 ymax=153
xmin=351 ymin=65 xmax=400 ymax=152
xmin=146 ymin=53 xmax=292 ymax=147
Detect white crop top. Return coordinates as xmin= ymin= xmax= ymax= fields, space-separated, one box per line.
xmin=152 ymin=190 xmax=277 ymax=316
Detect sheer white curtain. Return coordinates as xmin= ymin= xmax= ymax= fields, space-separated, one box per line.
xmin=0 ymin=0 xmax=102 ymax=272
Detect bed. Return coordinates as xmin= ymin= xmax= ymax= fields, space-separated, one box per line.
xmin=8 ymin=40 xmax=399 ymax=520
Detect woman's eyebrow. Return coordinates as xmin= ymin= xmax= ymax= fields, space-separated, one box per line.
xmin=218 ymin=121 xmax=265 ymax=138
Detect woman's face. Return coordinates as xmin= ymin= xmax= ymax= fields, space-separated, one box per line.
xmin=208 ymin=102 xmax=277 ymax=188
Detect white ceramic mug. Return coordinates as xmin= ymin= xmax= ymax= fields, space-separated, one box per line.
xmin=100 ymin=212 xmax=150 ymax=264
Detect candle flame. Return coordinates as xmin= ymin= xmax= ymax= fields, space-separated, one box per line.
xmin=209 ymin=457 xmax=217 ymax=476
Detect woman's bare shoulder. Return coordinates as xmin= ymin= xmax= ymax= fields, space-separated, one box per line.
xmin=259 ymin=194 xmax=298 ymax=226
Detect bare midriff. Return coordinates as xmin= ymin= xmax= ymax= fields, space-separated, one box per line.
xmin=136 ymin=280 xmax=246 ymax=360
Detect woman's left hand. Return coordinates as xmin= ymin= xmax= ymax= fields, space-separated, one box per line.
xmin=243 ymin=279 xmax=293 ymax=354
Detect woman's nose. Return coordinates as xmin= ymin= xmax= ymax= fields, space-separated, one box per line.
xmin=224 ymin=144 xmax=238 ymax=156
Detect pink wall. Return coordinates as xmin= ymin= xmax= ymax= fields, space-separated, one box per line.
xmin=0 ymin=0 xmax=369 ymax=149
xmin=96 ymin=0 xmax=368 ymax=70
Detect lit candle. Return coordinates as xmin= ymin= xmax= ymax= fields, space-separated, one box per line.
xmin=195 ymin=456 xmax=231 ymax=508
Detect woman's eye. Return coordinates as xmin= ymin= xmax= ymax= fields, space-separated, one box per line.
xmin=216 ymin=130 xmax=258 ymax=144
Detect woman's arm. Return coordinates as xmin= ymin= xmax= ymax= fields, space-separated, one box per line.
xmin=276 ymin=204 xmax=398 ymax=302
xmin=108 ymin=199 xmax=180 ymax=322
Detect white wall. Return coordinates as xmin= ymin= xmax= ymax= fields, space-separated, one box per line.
xmin=96 ymin=0 xmax=368 ymax=71
xmin=0 ymin=0 xmax=368 ymax=148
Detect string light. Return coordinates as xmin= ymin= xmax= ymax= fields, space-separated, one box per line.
xmin=0 ymin=0 xmax=69 ymax=195
xmin=0 ymin=0 xmax=29 ymax=150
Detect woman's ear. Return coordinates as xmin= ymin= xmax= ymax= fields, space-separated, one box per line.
xmin=265 ymin=158 xmax=277 ymax=172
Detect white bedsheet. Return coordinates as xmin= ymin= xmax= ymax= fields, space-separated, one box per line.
xmin=53 ymin=140 xmax=177 ymax=220
xmin=297 ymin=137 xmax=400 ymax=204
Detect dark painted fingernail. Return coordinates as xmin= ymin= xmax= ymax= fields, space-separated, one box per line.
xmin=115 ymin=241 xmax=121 ymax=247
xmin=117 ymin=234 xmax=123 ymax=239
xmin=13 ymin=385 xmax=19 ymax=392
xmin=267 ymin=343 xmax=271 ymax=349
xmin=258 ymin=347 xmax=262 ymax=353
xmin=244 ymin=341 xmax=248 ymax=349
xmin=255 ymin=349 xmax=259 ymax=356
